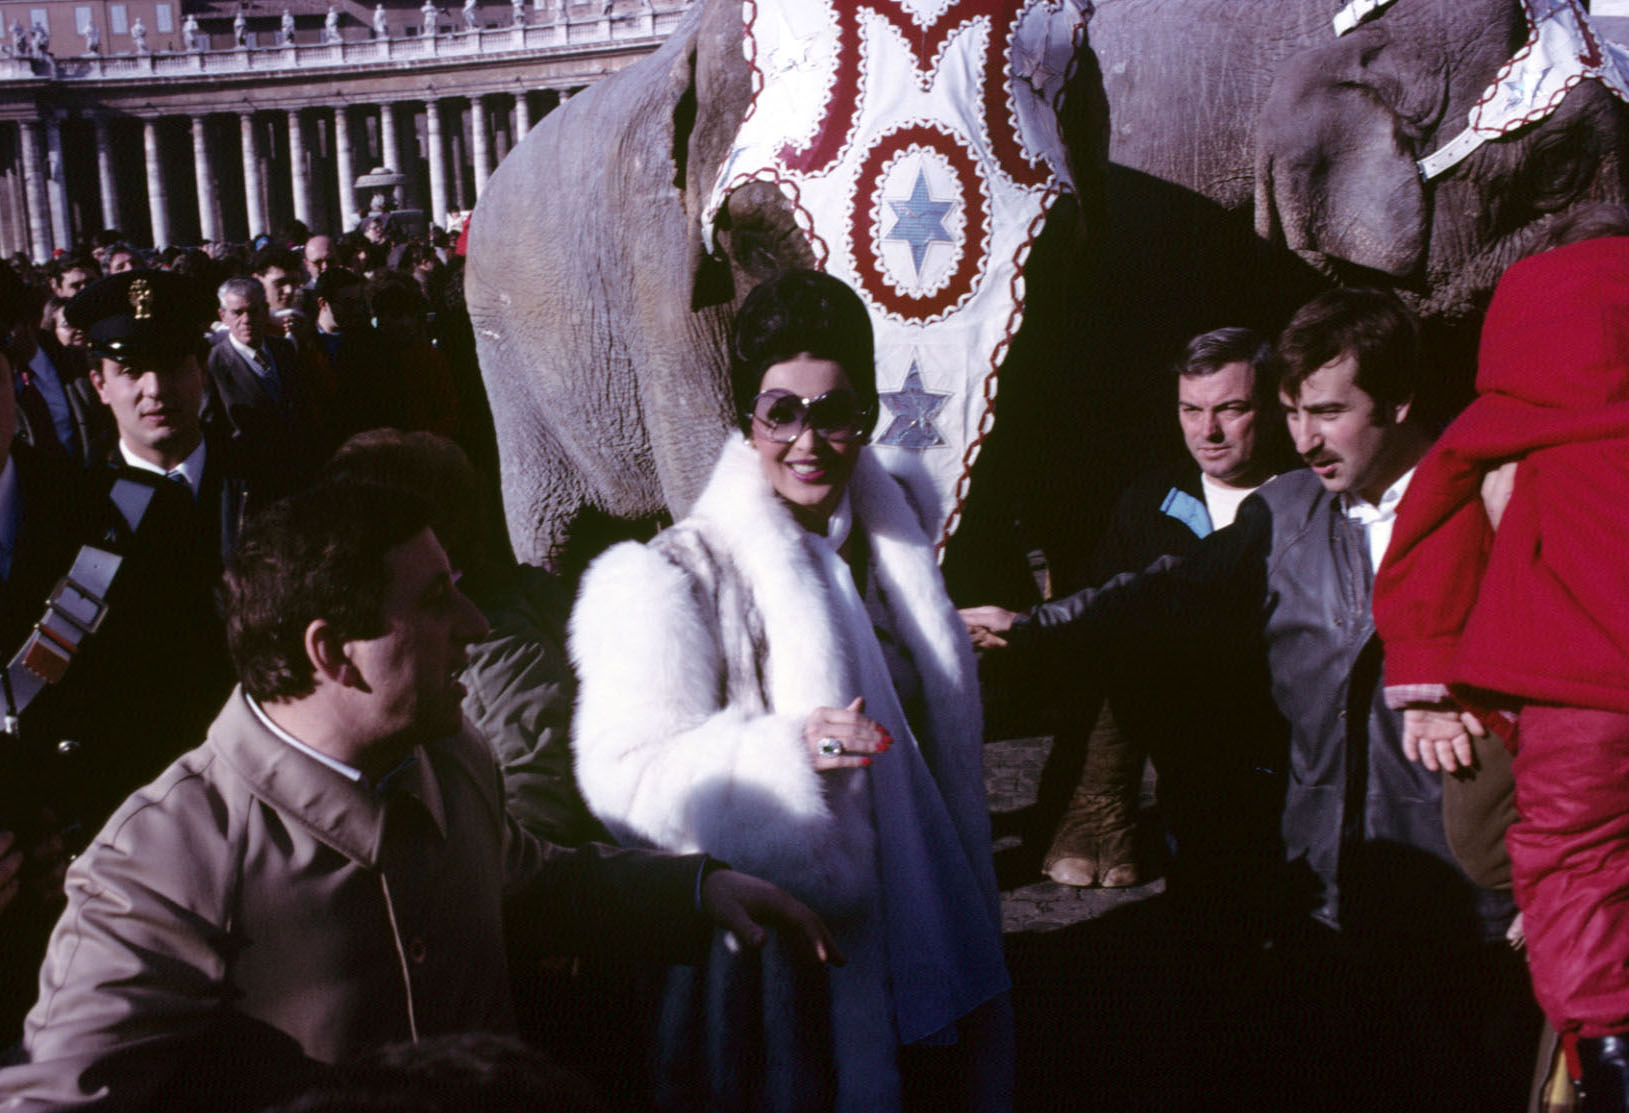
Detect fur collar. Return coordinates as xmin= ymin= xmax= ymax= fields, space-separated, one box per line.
xmin=685 ymin=439 xmax=983 ymax=770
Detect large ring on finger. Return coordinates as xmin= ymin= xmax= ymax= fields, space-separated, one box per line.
xmin=817 ymin=736 xmax=845 ymax=757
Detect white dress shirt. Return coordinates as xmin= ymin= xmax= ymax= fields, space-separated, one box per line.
xmin=1199 ymin=472 xmax=1259 ymax=531
xmin=119 ymin=437 xmax=207 ymax=499
xmin=1343 ymin=466 xmax=1416 ymax=574
xmin=246 ymin=693 xmax=364 ymax=783
xmin=227 ymin=335 xmax=276 ymax=381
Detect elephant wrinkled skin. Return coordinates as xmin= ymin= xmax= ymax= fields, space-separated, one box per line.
xmin=466 ymin=0 xmax=1104 ymax=572
xmin=469 ymin=0 xmax=1628 ymax=590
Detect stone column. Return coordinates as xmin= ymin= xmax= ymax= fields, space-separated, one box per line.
xmin=514 ymin=90 xmax=531 ymax=138
xmin=94 ymin=115 xmax=119 ymax=231
xmin=449 ymin=118 xmax=467 ymax=211
xmin=17 ymin=120 xmax=51 ymax=262
xmin=241 ymin=112 xmax=268 ymax=240
xmin=425 ymin=99 xmax=448 ymax=227
xmin=143 ymin=117 xmax=170 ymax=251
xmin=380 ymin=101 xmax=404 ymax=206
xmin=43 ymin=114 xmax=70 ymax=253
xmin=2 ymin=134 xmax=24 ymax=259
xmin=288 ymin=109 xmax=313 ymax=229
xmin=471 ymin=94 xmax=492 ymax=198
xmin=333 ymin=106 xmax=359 ymax=233
xmin=191 ymin=115 xmax=222 ymax=245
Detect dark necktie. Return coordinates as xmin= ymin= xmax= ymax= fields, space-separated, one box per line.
xmin=253 ymin=348 xmax=286 ymax=412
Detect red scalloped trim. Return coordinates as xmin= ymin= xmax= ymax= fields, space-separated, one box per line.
xmin=936 ymin=183 xmax=1062 ymax=551
xmin=781 ymin=0 xmax=1055 ymax=189
xmin=1465 ymin=0 xmax=1605 ymax=139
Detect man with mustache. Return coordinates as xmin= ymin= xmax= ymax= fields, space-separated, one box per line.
xmin=962 ymin=288 xmax=1533 ymax=1110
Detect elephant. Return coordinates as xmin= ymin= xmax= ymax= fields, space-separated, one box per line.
xmin=1004 ymin=0 xmax=1629 ymax=591
xmin=466 ymin=0 xmax=1107 ymax=581
xmin=469 ymin=0 xmax=1629 ymax=595
xmin=1086 ymin=0 xmax=1628 ymax=326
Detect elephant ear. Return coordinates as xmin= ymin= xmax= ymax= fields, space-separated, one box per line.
xmin=1255 ymin=25 xmax=1449 ymax=278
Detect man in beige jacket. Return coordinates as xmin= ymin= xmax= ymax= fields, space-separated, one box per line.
xmin=0 ymin=480 xmax=836 ymax=1112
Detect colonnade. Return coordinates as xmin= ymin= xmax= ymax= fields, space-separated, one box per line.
xmin=2 ymin=86 xmax=570 ymax=261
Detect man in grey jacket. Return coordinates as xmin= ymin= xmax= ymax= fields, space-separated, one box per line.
xmin=962 ymin=288 xmax=1531 ymax=1111
xmin=0 ymin=480 xmax=837 ymax=1113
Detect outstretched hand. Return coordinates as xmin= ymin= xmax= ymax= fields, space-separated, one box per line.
xmin=700 ymin=869 xmax=845 ymax=967
xmin=959 ymin=606 xmax=1020 ymax=650
xmin=1402 ymin=706 xmax=1486 ymax=773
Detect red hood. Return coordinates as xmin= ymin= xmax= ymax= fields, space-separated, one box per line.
xmin=1477 ymin=235 xmax=1629 ymax=409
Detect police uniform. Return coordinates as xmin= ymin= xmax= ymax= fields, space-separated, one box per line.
xmin=34 ymin=272 xmax=241 ymax=820
xmin=0 ymin=274 xmax=238 ymax=965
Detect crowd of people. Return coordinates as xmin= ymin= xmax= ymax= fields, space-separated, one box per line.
xmin=0 ymin=198 xmax=1622 ymax=1113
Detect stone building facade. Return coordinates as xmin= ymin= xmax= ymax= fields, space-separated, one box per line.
xmin=0 ymin=0 xmax=687 ymax=259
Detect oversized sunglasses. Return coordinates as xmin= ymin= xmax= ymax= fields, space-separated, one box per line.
xmin=747 ymin=388 xmax=875 ymax=444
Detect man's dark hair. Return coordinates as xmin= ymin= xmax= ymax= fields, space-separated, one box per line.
xmin=104 ymin=241 xmax=141 ymax=266
xmin=314 ymin=265 xmax=365 ymax=305
xmin=0 ymin=261 xmax=39 ymax=331
xmin=39 ymin=294 xmax=69 ymax=335
xmin=336 ymin=231 xmax=371 ymax=269
xmin=261 ymin=1033 xmax=607 ymax=1113
xmin=1176 ymin=326 xmax=1281 ymax=408
xmin=223 ymin=480 xmax=433 ymax=702
xmin=1276 ymin=287 xmax=1420 ymax=416
xmin=252 ymin=245 xmax=305 ymax=277
xmin=349 ymin=1033 xmax=607 ymax=1113
xmin=366 ymin=271 xmax=428 ymax=322
xmin=279 ymin=219 xmax=312 ymax=247
xmin=729 ymin=269 xmax=876 ymax=431
xmin=387 ymin=242 xmax=428 ymax=273
xmin=45 ymin=253 xmax=99 ymax=286
xmin=325 ymin=430 xmax=481 ymax=571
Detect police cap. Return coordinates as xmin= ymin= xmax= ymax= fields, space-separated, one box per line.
xmin=65 ymin=270 xmax=212 ymax=366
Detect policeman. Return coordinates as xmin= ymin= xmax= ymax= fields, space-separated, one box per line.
xmin=0 ymin=271 xmax=242 ymax=1042
xmin=51 ymin=271 xmax=239 ymax=807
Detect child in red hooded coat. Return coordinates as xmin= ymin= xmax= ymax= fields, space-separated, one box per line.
xmin=1374 ymin=235 xmax=1629 ymax=1111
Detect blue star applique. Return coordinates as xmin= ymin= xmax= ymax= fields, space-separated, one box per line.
xmin=877 ymin=361 xmax=950 ymax=449
xmin=885 ymin=169 xmax=956 ymax=277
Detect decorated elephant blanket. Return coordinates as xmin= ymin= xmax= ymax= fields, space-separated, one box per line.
xmin=703 ymin=0 xmax=1092 ymax=549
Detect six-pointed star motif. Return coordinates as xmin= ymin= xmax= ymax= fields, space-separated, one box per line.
xmin=877 ymin=360 xmax=950 ymax=449
xmin=885 ymin=168 xmax=957 ymax=277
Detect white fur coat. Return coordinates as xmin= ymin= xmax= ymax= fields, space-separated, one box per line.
xmin=570 ymin=438 xmax=995 ymax=915
xmin=569 ymin=438 xmax=1000 ymax=1110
